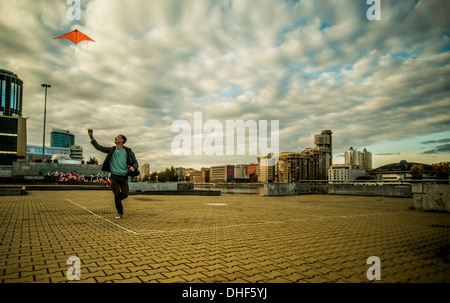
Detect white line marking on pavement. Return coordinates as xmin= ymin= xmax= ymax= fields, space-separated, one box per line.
xmin=65 ymin=198 xmax=403 ymax=235
xmin=137 ymin=212 xmax=400 ymax=235
xmin=65 ymin=199 xmax=138 ymax=235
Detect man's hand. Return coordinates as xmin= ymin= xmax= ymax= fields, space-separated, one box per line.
xmin=128 ymin=166 xmax=135 ymax=172
xmin=87 ymin=128 xmax=93 ymax=140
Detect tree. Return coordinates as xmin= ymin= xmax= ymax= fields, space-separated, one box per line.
xmin=157 ymin=166 xmax=177 ymax=182
xmin=87 ymin=156 xmax=99 ymax=165
xmin=149 ymin=171 xmax=157 ymax=181
xmin=410 ymin=164 xmax=424 ymax=179
xmin=432 ymin=162 xmax=449 ymax=179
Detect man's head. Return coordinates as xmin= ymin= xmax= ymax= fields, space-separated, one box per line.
xmin=114 ymin=134 xmax=127 ymax=145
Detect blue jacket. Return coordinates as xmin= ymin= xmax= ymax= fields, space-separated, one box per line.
xmin=91 ymin=139 xmax=138 ymax=173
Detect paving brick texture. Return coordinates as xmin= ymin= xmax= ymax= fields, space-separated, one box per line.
xmin=0 ymin=190 xmax=449 ymax=283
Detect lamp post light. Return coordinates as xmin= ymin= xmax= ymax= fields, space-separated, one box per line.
xmin=41 ymin=84 xmax=51 ymax=163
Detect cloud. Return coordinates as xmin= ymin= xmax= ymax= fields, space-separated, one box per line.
xmin=1 ymin=0 xmax=450 ymax=170
xmin=422 ymin=138 xmax=450 ymax=144
xmin=375 ymin=153 xmax=401 ymax=156
xmin=423 ymin=144 xmax=450 ymax=154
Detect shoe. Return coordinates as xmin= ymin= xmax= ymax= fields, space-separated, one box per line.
xmin=115 ymin=214 xmax=123 ymax=219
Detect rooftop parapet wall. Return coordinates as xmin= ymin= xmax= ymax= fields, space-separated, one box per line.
xmin=11 ymin=162 xmax=105 ymax=177
xmin=412 ymin=183 xmax=450 ymax=212
xmin=265 ymin=182 xmax=412 ymax=197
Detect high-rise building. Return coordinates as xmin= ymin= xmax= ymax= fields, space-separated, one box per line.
xmin=360 ymin=148 xmax=372 ymax=170
xmin=51 ymin=128 xmax=75 ymax=148
xmin=142 ymin=163 xmax=150 ymax=179
xmin=274 ymin=152 xmax=303 ymax=183
xmin=313 ymin=129 xmax=333 ymax=174
xmin=314 ymin=130 xmax=332 ymax=152
xmin=302 ymin=147 xmax=332 ymax=180
xmin=345 ymin=147 xmax=372 ymax=170
xmin=0 ymin=69 xmax=26 ymax=165
xmin=300 ymin=129 xmax=333 ymax=181
xmin=257 ymin=130 xmax=333 ymax=183
xmin=345 ymin=147 xmax=357 ymax=165
xmin=257 ymin=154 xmax=275 ymax=182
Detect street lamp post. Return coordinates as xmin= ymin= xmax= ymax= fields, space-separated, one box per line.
xmin=41 ymin=84 xmax=51 ymax=163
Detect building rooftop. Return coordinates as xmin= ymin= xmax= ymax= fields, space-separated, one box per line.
xmin=371 ymin=160 xmax=434 ymax=173
xmin=0 ymin=69 xmax=18 ymax=77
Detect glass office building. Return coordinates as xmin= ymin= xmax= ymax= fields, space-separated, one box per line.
xmin=0 ymin=69 xmax=23 ymax=117
xmin=0 ymin=69 xmax=26 ymax=165
xmin=51 ymin=128 xmax=75 ymax=148
xmin=26 ymin=145 xmax=71 ymax=162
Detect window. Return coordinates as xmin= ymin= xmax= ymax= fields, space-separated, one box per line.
xmin=1 ymin=80 xmax=5 ymax=107
xmin=17 ymin=85 xmax=21 ymax=111
xmin=0 ymin=135 xmax=18 ymax=152
xmin=11 ymin=82 xmax=16 ymax=109
xmin=0 ymin=117 xmax=18 ymax=134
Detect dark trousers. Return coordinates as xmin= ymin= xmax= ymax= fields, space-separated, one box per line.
xmin=110 ymin=174 xmax=129 ymax=215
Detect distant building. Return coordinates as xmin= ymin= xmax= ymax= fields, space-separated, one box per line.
xmin=345 ymin=147 xmax=372 ymax=170
xmin=26 ymin=145 xmax=71 ymax=162
xmin=26 ymin=144 xmax=83 ymax=163
xmin=190 ymin=170 xmax=202 ymax=183
xmin=48 ymin=154 xmax=81 ymax=164
xmin=51 ymin=128 xmax=75 ymax=148
xmin=234 ymin=164 xmax=247 ymax=179
xmin=201 ymin=167 xmax=210 ymax=183
xmin=184 ymin=168 xmax=196 ymax=177
xmin=246 ymin=164 xmax=258 ymax=179
xmin=345 ymin=147 xmax=356 ymax=165
xmin=258 ymin=130 xmax=333 ymax=183
xmin=370 ymin=160 xmax=435 ymax=181
xmin=273 ymin=152 xmax=309 ymax=183
xmin=314 ymin=130 xmax=332 ymax=153
xmin=186 ymin=168 xmax=210 ymax=183
xmin=142 ymin=163 xmax=150 ymax=179
xmin=302 ymin=146 xmax=332 ymax=180
xmin=211 ymin=165 xmax=234 ymax=182
xmin=257 ymin=154 xmax=275 ymax=182
xmin=25 ymin=128 xmax=83 ymax=162
xmin=70 ymin=145 xmax=83 ymax=161
xmin=328 ymin=164 xmax=365 ymax=183
xmin=176 ymin=167 xmax=185 ymax=178
xmin=305 ymin=129 xmax=333 ymax=180
xmin=360 ymin=149 xmax=372 ymax=170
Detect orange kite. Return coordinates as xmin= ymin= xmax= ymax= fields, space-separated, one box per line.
xmin=53 ymin=29 xmax=95 ymax=44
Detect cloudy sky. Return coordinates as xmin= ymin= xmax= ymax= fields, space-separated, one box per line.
xmin=1 ymin=0 xmax=449 ymax=171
